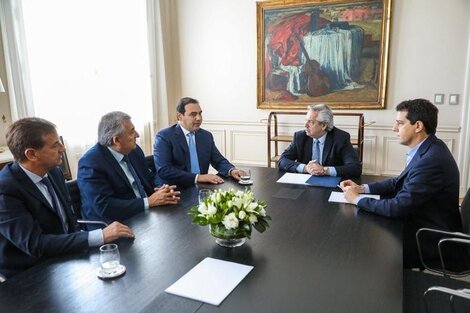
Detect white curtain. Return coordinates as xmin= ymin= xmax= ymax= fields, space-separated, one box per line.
xmin=0 ymin=0 xmax=176 ymax=178
xmin=0 ymin=0 xmax=35 ymax=120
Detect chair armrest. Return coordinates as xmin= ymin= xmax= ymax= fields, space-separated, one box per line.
xmin=424 ymin=286 xmax=470 ymax=313
xmin=437 ymin=237 xmax=470 ymax=277
xmin=416 ymin=228 xmax=470 ymax=276
xmin=77 ymin=219 xmax=108 ymax=228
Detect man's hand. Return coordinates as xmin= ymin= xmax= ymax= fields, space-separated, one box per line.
xmin=102 ymin=221 xmax=135 ymax=243
xmin=148 ymin=185 xmax=180 ymax=207
xmin=339 ymin=180 xmax=365 ymax=193
xmin=304 ymin=161 xmax=327 ymax=176
xmin=229 ymin=168 xmax=243 ymax=181
xmin=339 ymin=179 xmax=365 ymax=204
xmin=197 ymin=174 xmax=224 ymax=184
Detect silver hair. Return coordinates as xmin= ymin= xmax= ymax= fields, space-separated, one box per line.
xmin=307 ymin=104 xmax=334 ymax=131
xmin=98 ymin=111 xmax=131 ymax=146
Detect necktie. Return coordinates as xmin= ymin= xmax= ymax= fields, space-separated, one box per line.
xmin=188 ymin=132 xmax=200 ymax=174
xmin=41 ymin=177 xmax=68 ymax=233
xmin=312 ymin=139 xmax=321 ymax=164
xmin=122 ymin=155 xmax=147 ymax=198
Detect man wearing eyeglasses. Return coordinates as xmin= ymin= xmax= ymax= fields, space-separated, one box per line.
xmin=278 ymin=104 xmax=362 ymax=178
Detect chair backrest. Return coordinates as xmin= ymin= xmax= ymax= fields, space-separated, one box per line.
xmin=66 ymin=179 xmax=82 ymax=219
xmin=461 ymin=188 xmax=470 ymax=235
xmin=145 ymin=155 xmax=156 ymax=175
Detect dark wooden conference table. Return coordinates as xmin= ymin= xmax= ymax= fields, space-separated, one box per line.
xmin=0 ymin=167 xmax=403 ymax=313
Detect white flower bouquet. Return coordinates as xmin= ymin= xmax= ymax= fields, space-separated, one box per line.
xmin=188 ymin=189 xmax=270 ymax=239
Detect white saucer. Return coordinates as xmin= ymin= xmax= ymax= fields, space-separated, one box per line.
xmin=97 ymin=264 xmax=126 ymax=279
xmin=238 ymin=180 xmax=253 ymax=185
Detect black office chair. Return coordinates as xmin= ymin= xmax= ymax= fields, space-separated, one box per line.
xmin=416 ymin=188 xmax=470 ymax=278
xmin=145 ymin=155 xmax=156 ymax=175
xmin=66 ymin=179 xmax=107 ymax=229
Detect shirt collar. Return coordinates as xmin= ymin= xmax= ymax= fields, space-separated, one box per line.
xmin=178 ymin=123 xmax=192 ymax=136
xmin=314 ymin=132 xmax=327 ymax=145
xmin=406 ymin=135 xmax=429 ymax=161
xmin=107 ymin=146 xmax=125 ymax=163
xmin=18 ymin=163 xmax=47 ymax=184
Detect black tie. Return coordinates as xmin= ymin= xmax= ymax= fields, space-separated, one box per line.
xmin=41 ymin=177 xmax=68 ymax=233
xmin=122 ymin=155 xmax=146 ymax=198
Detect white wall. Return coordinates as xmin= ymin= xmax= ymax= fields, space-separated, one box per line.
xmin=172 ymin=0 xmax=470 ymax=186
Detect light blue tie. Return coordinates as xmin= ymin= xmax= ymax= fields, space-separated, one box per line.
xmin=312 ymin=139 xmax=321 ymax=164
xmin=188 ymin=132 xmax=200 ymax=174
xmin=122 ymin=155 xmax=146 ymax=198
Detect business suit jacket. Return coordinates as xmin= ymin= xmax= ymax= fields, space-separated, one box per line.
xmin=0 ymin=163 xmax=88 ymax=278
xmin=153 ymin=124 xmax=234 ymax=187
xmin=357 ymin=134 xmax=462 ymax=268
xmin=77 ymin=143 xmax=155 ymax=224
xmin=278 ymin=127 xmax=362 ymax=177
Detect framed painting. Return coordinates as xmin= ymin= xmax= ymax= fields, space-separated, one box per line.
xmin=257 ymin=0 xmax=392 ymax=109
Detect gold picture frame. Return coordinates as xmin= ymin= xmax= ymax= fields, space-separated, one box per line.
xmin=257 ymin=0 xmax=392 ymax=109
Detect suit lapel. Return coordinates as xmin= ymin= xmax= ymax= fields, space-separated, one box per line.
xmin=302 ymin=136 xmax=313 ymax=163
xmin=396 ymin=135 xmax=436 ymax=181
xmin=99 ymin=144 xmax=134 ymax=191
xmin=10 ymin=163 xmax=57 ymax=214
xmin=322 ymin=131 xmax=334 ymax=164
xmin=175 ymin=125 xmax=191 ymax=170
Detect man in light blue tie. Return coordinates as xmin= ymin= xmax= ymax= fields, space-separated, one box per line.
xmin=154 ymin=97 xmax=244 ymax=187
xmin=278 ymin=104 xmax=362 ymax=178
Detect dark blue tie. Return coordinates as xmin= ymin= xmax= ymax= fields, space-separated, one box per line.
xmin=41 ymin=177 xmax=68 ymax=233
xmin=188 ymin=132 xmax=200 ymax=174
xmin=312 ymin=139 xmax=321 ymax=164
xmin=122 ymin=155 xmax=146 ymax=198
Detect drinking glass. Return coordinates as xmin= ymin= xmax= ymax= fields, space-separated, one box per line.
xmin=240 ymin=169 xmax=251 ymax=183
xmin=198 ymin=189 xmax=211 ymax=204
xmin=100 ymin=243 xmax=120 ymax=275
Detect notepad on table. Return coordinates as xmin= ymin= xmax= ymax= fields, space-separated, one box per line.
xmin=328 ymin=191 xmax=380 ymax=204
xmin=277 ymin=173 xmax=341 ymax=188
xmin=165 ymin=257 xmax=253 ymax=306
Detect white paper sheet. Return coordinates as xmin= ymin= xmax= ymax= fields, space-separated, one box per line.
xmin=276 ymin=173 xmax=310 ymax=185
xmin=165 ymin=257 xmax=253 ymax=306
xmin=328 ymin=191 xmax=380 ymax=204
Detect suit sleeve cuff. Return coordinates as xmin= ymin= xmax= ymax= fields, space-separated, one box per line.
xmin=143 ymin=197 xmax=149 ymax=210
xmin=88 ymin=229 xmax=104 ymax=247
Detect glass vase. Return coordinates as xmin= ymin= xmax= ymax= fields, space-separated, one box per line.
xmin=209 ymin=224 xmax=246 ymax=248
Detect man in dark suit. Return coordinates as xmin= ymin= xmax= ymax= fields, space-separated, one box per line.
xmin=341 ymin=99 xmax=462 ymax=268
xmin=0 ymin=118 xmax=134 ymax=279
xmin=78 ymin=111 xmax=180 ymax=225
xmin=153 ymin=97 xmax=244 ymax=188
xmin=278 ymin=104 xmax=362 ymax=178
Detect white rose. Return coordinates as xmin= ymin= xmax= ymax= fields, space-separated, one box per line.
xmin=198 ymin=202 xmax=209 ymax=215
xmin=207 ymin=203 xmax=217 ymax=215
xmin=239 ymin=211 xmax=247 ymax=220
xmin=222 ymin=213 xmax=239 ymax=229
xmin=246 ymin=202 xmax=258 ymax=212
xmin=259 ymin=207 xmax=266 ymax=217
xmin=249 ymin=214 xmax=258 ymax=224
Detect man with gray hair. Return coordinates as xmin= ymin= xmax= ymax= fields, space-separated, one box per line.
xmin=278 ymin=104 xmax=362 ymax=178
xmin=78 ymin=111 xmax=180 ymax=226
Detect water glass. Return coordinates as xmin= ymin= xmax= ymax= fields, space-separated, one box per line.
xmin=240 ymin=169 xmax=251 ymax=183
xmin=100 ymin=243 xmax=120 ymax=275
xmin=198 ymin=189 xmax=211 ymax=204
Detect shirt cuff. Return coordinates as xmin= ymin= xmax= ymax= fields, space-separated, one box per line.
xmin=143 ymin=197 xmax=149 ymax=210
xmin=363 ymin=184 xmax=371 ymax=194
xmin=328 ymin=167 xmax=337 ymax=176
xmin=296 ymin=164 xmax=305 ymax=173
xmin=88 ymin=229 xmax=104 ymax=247
xmin=194 ymin=174 xmax=198 ymax=185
